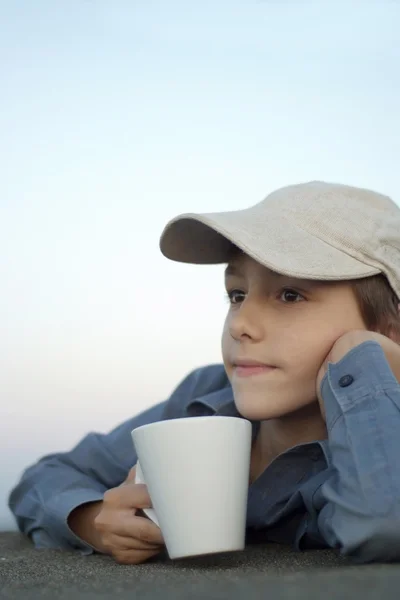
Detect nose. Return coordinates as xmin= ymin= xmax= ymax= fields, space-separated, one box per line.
xmin=228 ymin=296 xmax=264 ymax=342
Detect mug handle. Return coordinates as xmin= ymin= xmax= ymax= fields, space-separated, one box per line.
xmin=134 ymin=461 xmax=160 ymax=527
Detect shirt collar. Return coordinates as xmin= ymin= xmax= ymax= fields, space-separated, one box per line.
xmin=186 ymin=386 xmax=259 ymax=442
xmin=186 ymin=386 xmax=234 ymax=415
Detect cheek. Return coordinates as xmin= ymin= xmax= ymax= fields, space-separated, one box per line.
xmin=279 ymin=326 xmax=340 ymax=379
xmin=221 ymin=316 xmax=231 ymax=365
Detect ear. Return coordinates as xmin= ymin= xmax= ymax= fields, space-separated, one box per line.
xmin=387 ymin=303 xmax=400 ymax=344
xmin=389 ymin=331 xmax=400 ymax=344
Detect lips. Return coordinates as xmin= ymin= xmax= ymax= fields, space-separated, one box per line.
xmin=233 ymin=360 xmax=277 ymax=377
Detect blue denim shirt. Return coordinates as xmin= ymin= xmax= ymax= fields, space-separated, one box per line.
xmin=8 ymin=341 xmax=400 ymax=563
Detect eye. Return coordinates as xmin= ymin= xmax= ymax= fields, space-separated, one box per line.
xmin=279 ymin=288 xmax=304 ymax=303
xmin=226 ymin=289 xmax=246 ymax=305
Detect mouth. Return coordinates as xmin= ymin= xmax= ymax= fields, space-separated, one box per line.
xmin=232 ymin=360 xmax=277 ymax=378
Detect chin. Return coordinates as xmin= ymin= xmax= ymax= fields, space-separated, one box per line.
xmin=233 ymin=392 xmax=313 ymax=421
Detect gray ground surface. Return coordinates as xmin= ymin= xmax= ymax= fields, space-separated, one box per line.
xmin=2 ymin=532 xmax=400 ymax=599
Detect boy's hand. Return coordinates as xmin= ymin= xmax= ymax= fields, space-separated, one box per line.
xmin=70 ymin=465 xmax=164 ymax=565
xmin=93 ymin=465 xmax=165 ymax=564
xmin=316 ymin=330 xmax=400 ymax=421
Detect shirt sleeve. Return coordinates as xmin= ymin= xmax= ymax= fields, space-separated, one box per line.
xmin=8 ymin=366 xmax=222 ymax=554
xmin=316 ymin=340 xmax=400 ymax=563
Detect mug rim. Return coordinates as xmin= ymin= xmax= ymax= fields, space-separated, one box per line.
xmin=131 ymin=415 xmax=251 ymax=436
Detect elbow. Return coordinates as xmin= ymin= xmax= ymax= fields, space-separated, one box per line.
xmin=8 ymin=481 xmax=44 ymax=538
xmin=8 ymin=488 xmax=29 ymax=535
xmin=334 ymin=517 xmax=400 ymax=564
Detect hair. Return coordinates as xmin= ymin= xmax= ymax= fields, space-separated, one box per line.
xmin=352 ymin=274 xmax=400 ymax=340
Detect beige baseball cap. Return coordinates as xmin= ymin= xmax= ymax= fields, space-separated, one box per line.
xmin=159 ymin=181 xmax=400 ymax=299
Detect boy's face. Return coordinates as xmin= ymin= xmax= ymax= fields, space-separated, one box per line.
xmin=221 ymin=252 xmax=367 ymax=421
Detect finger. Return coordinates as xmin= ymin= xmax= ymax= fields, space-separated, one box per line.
xmin=124 ymin=465 xmax=137 ymax=483
xmin=113 ymin=547 xmax=162 ymax=565
xmin=102 ymin=531 xmax=163 ymax=552
xmin=96 ymin=508 xmax=164 ymax=545
xmin=103 ymin=483 xmax=152 ymax=510
xmin=115 ymin=514 xmax=165 ymax=546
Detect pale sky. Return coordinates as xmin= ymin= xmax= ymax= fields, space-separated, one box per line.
xmin=1 ymin=0 xmax=399 ymax=529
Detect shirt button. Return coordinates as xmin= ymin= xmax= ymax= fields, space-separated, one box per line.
xmin=339 ymin=374 xmax=354 ymax=387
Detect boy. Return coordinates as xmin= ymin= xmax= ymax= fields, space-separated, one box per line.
xmin=9 ymin=181 xmax=400 ymax=565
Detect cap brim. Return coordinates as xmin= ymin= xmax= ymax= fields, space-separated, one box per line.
xmin=159 ymin=210 xmax=380 ymax=281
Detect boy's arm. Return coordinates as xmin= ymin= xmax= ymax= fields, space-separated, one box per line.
xmin=8 ymin=400 xmax=167 ymax=554
xmin=314 ymin=339 xmax=400 ymax=562
xmin=8 ymin=364 xmax=228 ymax=554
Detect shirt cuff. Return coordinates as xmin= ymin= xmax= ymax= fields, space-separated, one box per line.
xmin=320 ymin=340 xmax=399 ymax=431
xmin=44 ymin=489 xmax=105 ymax=555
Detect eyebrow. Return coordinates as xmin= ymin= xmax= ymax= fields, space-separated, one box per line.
xmin=224 ymin=264 xmax=241 ymax=277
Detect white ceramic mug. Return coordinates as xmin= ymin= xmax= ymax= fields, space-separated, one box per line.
xmin=131 ymin=416 xmax=252 ymax=559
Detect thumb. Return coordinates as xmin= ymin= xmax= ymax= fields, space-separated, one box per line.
xmin=124 ymin=464 xmax=137 ymax=484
